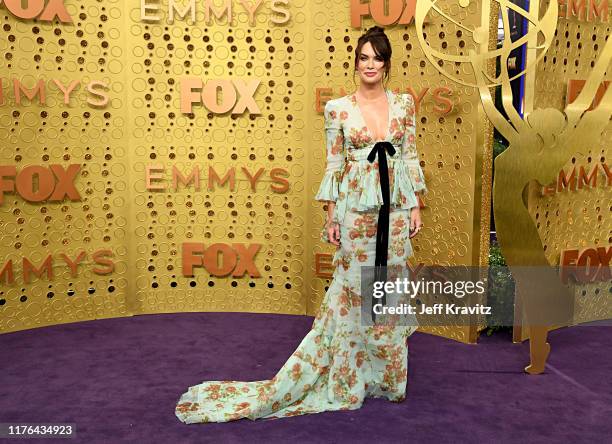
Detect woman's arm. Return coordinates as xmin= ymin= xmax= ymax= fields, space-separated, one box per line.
xmin=401 ymin=93 xmax=427 ymax=237
xmin=315 ymin=100 xmax=345 ymax=245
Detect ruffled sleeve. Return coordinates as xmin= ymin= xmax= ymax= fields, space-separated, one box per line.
xmin=400 ymin=93 xmax=427 ymax=196
xmin=315 ymin=99 xmax=345 ymax=203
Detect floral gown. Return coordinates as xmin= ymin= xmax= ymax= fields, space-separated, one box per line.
xmin=175 ymin=89 xmax=428 ymax=424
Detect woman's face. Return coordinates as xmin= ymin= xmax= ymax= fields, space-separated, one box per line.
xmin=356 ymin=41 xmax=386 ymax=86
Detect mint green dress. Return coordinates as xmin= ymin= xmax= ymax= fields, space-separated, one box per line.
xmin=175 ymin=89 xmax=427 ymax=424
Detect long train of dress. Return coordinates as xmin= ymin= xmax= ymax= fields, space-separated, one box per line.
xmin=175 ymin=207 xmax=418 ymax=423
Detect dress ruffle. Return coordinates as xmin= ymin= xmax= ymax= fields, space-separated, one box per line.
xmin=332 ymin=157 xmax=426 ymax=226
xmin=403 ymin=160 xmax=427 ymax=195
xmin=314 ymin=169 xmax=342 ymax=203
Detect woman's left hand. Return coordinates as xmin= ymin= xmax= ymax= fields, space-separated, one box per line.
xmin=409 ymin=206 xmax=423 ymax=238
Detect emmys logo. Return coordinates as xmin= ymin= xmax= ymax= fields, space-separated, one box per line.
xmin=139 ymin=0 xmax=291 ymax=26
xmin=0 ymin=78 xmax=110 ymax=108
xmin=180 ymin=78 xmax=261 ymax=114
xmin=350 ymin=0 xmax=418 ymax=27
xmin=540 ymin=162 xmax=611 ymax=196
xmin=182 ymin=243 xmax=261 ymax=277
xmin=0 ymin=0 xmax=73 ymax=23
xmin=0 ymin=164 xmax=81 ymax=205
xmin=559 ymin=0 xmax=609 ymax=22
xmin=0 ymin=250 xmax=114 ymax=285
xmin=145 ymin=165 xmax=290 ymax=193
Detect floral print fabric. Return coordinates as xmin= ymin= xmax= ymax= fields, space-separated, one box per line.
xmin=175 ymin=89 xmax=425 ymax=424
xmin=315 ymin=89 xmax=427 ymax=227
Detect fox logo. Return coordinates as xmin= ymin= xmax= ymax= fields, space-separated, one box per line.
xmin=1 ymin=0 xmax=73 ymax=23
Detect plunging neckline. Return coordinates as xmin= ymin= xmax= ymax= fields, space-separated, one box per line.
xmin=353 ymin=89 xmax=392 ymax=143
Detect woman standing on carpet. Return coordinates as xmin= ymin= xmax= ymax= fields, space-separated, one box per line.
xmin=175 ymin=26 xmax=427 ymax=424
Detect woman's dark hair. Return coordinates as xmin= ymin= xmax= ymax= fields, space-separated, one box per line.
xmin=353 ymin=26 xmax=392 ymax=86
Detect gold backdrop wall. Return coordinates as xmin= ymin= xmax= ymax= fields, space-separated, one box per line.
xmin=0 ymin=0 xmax=493 ymax=341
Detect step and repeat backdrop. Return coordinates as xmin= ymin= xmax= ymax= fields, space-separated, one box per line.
xmin=17 ymin=0 xmax=611 ymax=342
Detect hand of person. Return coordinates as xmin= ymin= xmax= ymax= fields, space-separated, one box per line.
xmin=409 ymin=206 xmax=423 ymax=239
xmin=326 ymin=221 xmax=341 ymax=246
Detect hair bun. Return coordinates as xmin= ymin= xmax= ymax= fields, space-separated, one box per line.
xmin=367 ymin=25 xmax=386 ymax=35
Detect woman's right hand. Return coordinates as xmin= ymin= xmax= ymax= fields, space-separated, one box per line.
xmin=326 ymin=221 xmax=341 ymax=246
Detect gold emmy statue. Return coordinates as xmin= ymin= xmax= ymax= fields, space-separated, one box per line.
xmin=415 ymin=0 xmax=612 ymax=373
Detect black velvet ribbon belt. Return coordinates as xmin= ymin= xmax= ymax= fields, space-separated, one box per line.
xmin=367 ymin=141 xmax=396 ymax=323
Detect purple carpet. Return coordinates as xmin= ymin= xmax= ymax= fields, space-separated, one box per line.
xmin=1 ymin=312 xmax=610 ymax=443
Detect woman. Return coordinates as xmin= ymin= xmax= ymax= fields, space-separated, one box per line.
xmin=175 ymin=26 xmax=427 ymax=424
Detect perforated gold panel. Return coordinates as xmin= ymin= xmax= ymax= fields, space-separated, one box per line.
xmin=0 ymin=0 xmax=131 ymax=332
xmin=1 ymin=1 xmax=493 ymax=343
xmin=127 ymin=7 xmax=308 ymax=316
